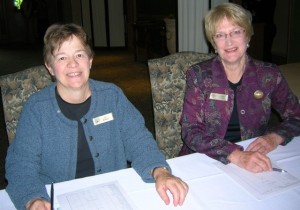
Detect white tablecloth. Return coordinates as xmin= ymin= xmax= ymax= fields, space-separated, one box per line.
xmin=1 ymin=137 xmax=300 ymax=210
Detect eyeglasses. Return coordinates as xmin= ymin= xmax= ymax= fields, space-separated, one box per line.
xmin=213 ymin=29 xmax=245 ymax=41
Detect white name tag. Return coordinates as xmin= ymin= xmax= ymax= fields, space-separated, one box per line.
xmin=209 ymin=93 xmax=228 ymax=101
xmin=93 ymin=113 xmax=114 ymax=125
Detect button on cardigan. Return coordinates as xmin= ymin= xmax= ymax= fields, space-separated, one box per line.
xmin=5 ymin=79 xmax=170 ymax=210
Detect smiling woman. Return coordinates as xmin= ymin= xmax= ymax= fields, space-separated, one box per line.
xmin=179 ymin=2 xmax=300 ymax=175
xmin=5 ymin=23 xmax=189 ymax=210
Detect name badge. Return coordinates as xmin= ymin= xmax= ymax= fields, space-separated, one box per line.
xmin=209 ymin=93 xmax=228 ymax=101
xmin=93 ymin=113 xmax=114 ymax=125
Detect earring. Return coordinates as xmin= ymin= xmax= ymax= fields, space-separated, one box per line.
xmin=247 ymin=43 xmax=250 ymax=48
xmin=214 ymin=49 xmax=218 ymax=54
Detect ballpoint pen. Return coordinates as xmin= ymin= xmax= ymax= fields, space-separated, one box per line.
xmin=272 ymin=168 xmax=287 ymax=173
xmin=50 ymin=182 xmax=54 ymax=210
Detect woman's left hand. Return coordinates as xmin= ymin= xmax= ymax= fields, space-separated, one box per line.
xmin=153 ymin=167 xmax=189 ymax=207
xmin=246 ymin=133 xmax=283 ymax=154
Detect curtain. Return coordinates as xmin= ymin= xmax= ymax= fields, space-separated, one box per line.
xmin=178 ymin=0 xmax=209 ymax=53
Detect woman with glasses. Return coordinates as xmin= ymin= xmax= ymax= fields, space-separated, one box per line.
xmin=179 ymin=3 xmax=300 ymax=172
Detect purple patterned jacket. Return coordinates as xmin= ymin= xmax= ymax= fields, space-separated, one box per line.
xmin=179 ymin=55 xmax=300 ymax=164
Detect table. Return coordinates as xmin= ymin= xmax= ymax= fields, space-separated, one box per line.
xmin=1 ymin=137 xmax=300 ymax=210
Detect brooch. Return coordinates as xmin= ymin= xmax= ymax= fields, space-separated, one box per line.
xmin=254 ymin=90 xmax=264 ymax=99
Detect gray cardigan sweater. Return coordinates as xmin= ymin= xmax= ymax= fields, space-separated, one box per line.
xmin=5 ymin=79 xmax=170 ymax=210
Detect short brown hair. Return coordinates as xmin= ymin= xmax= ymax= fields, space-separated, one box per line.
xmin=43 ymin=23 xmax=94 ymax=66
xmin=204 ymin=3 xmax=253 ymax=49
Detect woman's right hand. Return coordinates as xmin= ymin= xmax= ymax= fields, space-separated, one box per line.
xmin=227 ymin=149 xmax=272 ymax=173
xmin=25 ymin=198 xmax=51 ymax=210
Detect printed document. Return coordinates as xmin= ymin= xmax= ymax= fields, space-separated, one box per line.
xmin=57 ymin=181 xmax=137 ymax=210
xmin=215 ymin=162 xmax=300 ymax=200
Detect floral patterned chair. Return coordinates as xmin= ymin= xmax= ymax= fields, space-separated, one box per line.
xmin=0 ymin=65 xmax=53 ymax=143
xmin=148 ymin=52 xmax=215 ymax=159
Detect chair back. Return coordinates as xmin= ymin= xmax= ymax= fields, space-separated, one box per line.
xmin=0 ymin=65 xmax=52 ymax=143
xmin=148 ymin=52 xmax=215 ymax=159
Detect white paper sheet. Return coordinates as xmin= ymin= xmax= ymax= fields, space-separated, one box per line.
xmin=0 ymin=190 xmax=16 ymax=210
xmin=56 ymin=181 xmax=138 ymax=210
xmin=214 ymin=162 xmax=300 ymax=200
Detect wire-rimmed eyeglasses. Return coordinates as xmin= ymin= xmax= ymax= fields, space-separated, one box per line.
xmin=213 ymin=28 xmax=245 ymax=41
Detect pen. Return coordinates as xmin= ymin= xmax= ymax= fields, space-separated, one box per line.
xmin=50 ymin=182 xmax=54 ymax=210
xmin=272 ymin=168 xmax=287 ymax=173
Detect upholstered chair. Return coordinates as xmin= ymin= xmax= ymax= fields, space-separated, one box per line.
xmin=0 ymin=87 xmax=8 ymax=189
xmin=148 ymin=52 xmax=215 ymax=159
xmin=0 ymin=65 xmax=52 ymax=143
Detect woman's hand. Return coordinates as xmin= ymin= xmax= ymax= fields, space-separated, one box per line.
xmin=228 ymin=150 xmax=272 ymax=173
xmin=246 ymin=133 xmax=283 ymax=154
xmin=25 ymin=198 xmax=51 ymax=210
xmin=153 ymin=167 xmax=189 ymax=206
